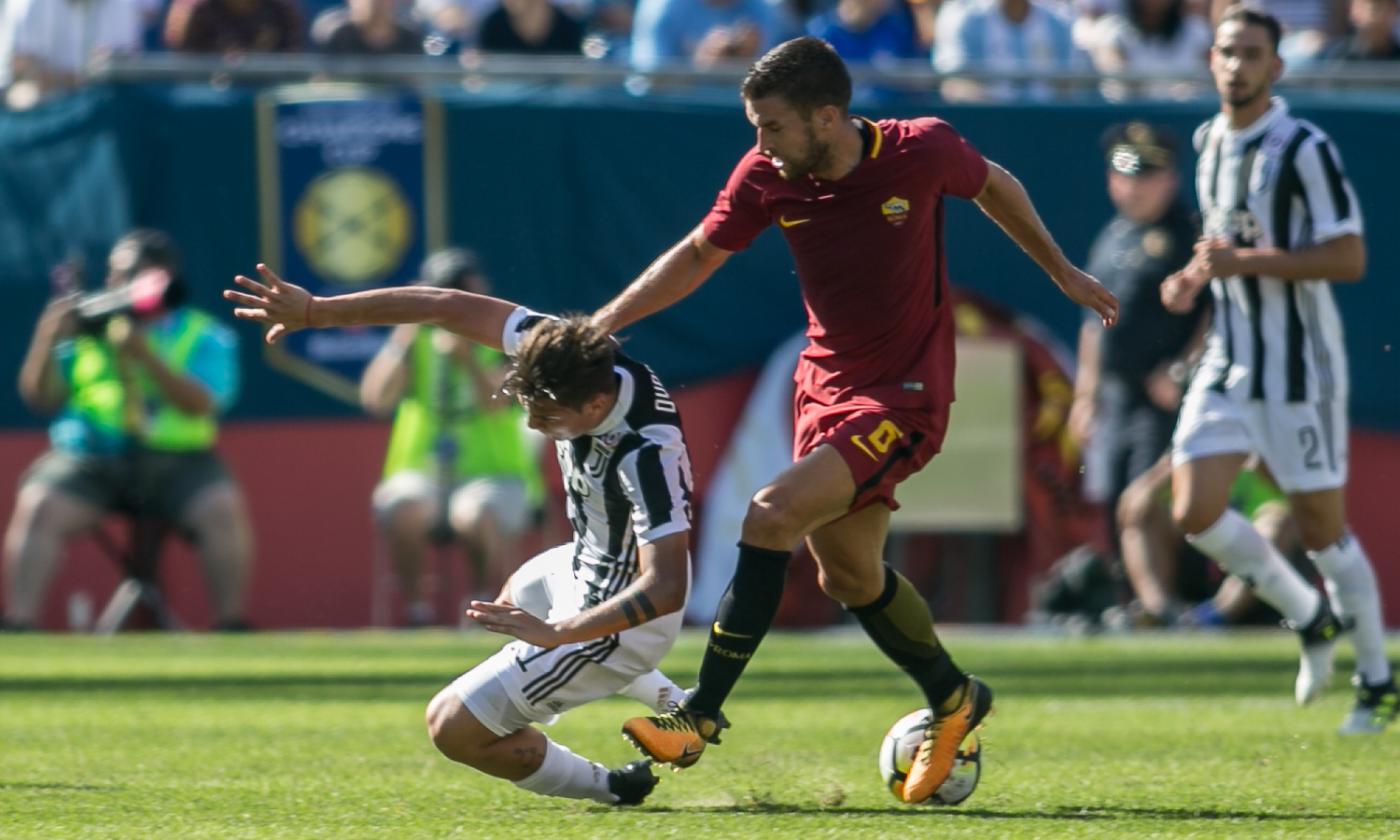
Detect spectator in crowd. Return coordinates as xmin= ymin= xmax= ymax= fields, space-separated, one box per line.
xmin=1317 ymin=0 xmax=1400 ymax=60
xmin=477 ymin=0 xmax=586 ymax=54
xmin=3 ymin=230 xmax=253 ymax=632
xmin=314 ymin=0 xmax=428 ymax=54
xmin=414 ymin=0 xmax=495 ymax=46
xmin=359 ymin=249 xmax=544 ymax=627
xmin=163 ymin=0 xmax=303 ymax=54
xmin=0 ymin=0 xmax=147 ymax=108
xmin=933 ymin=0 xmax=1089 ymax=101
xmin=807 ymin=0 xmax=923 ymax=65
xmin=1208 ymin=0 xmax=1349 ymax=61
xmin=1111 ymin=452 xmax=1302 ymax=628
xmin=1070 ymin=123 xmax=1207 ymax=549
xmin=1085 ymin=0 xmax=1212 ymax=99
xmin=629 ymin=0 xmax=779 ymax=70
xmin=906 ymin=0 xmax=943 ymax=51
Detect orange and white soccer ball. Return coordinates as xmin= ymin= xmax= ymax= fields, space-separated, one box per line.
xmin=878 ymin=708 xmax=982 ymax=805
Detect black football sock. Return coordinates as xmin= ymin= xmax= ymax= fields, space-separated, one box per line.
xmin=850 ymin=565 xmax=966 ymax=712
xmin=685 ymin=542 xmax=791 ymax=717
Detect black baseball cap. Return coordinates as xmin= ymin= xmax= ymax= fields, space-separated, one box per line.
xmin=1101 ymin=121 xmax=1177 ymax=177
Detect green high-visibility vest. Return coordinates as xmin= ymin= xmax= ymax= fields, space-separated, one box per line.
xmin=381 ymin=329 xmax=542 ymax=508
xmin=67 ymin=309 xmax=218 ymax=451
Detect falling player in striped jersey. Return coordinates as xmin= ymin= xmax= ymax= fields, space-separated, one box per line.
xmin=225 ymin=264 xmax=707 ymax=803
xmin=1161 ymin=5 xmax=1396 ymax=734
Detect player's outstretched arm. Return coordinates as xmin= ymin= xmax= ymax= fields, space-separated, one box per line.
xmin=972 ymin=161 xmax=1120 ymax=327
xmin=224 ymin=263 xmax=517 ymax=350
xmin=592 ymin=225 xmax=733 ymax=334
xmin=465 ymin=532 xmax=689 ymax=647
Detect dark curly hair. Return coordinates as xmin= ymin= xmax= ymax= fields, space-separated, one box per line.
xmin=504 ymin=315 xmax=617 ymax=410
xmin=740 ymin=37 xmax=851 ymax=117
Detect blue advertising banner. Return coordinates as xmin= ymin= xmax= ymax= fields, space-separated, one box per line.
xmin=256 ymin=85 xmax=444 ymax=402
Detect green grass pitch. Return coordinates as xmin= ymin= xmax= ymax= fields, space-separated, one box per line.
xmin=2 ymin=629 xmax=1397 ymax=839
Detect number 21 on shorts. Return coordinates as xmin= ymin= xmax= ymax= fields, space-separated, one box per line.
xmin=851 ymin=419 xmax=903 ymax=461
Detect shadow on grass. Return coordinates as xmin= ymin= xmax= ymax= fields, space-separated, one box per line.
xmin=0 ymin=781 xmax=124 ymax=792
xmin=0 ymin=673 xmax=444 ymax=701
xmin=640 ymin=803 xmax=1383 ymax=821
xmin=0 ymin=654 xmax=1308 ymax=699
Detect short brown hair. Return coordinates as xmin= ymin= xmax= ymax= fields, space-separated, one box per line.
xmin=1217 ymin=4 xmax=1282 ymax=51
xmin=740 ymin=37 xmax=851 ymax=116
xmin=504 ymin=315 xmax=616 ymax=409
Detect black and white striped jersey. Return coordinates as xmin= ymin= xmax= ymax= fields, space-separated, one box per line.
xmin=501 ymin=307 xmax=694 ymax=608
xmin=1192 ymin=97 xmax=1361 ymax=404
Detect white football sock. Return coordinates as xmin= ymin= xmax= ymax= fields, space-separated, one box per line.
xmin=512 ymin=739 xmax=615 ymax=804
xmin=1187 ymin=509 xmax=1320 ymax=626
xmin=618 ymin=669 xmax=686 ymax=712
xmin=1309 ymin=533 xmax=1392 ymax=685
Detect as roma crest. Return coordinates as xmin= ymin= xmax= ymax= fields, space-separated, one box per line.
xmin=881 ymin=196 xmax=910 ymax=227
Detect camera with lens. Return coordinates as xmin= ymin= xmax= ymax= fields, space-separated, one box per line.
xmin=72 ymin=268 xmax=178 ymax=334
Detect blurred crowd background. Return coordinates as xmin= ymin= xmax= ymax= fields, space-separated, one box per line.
xmin=1 ymin=0 xmax=1398 ymax=108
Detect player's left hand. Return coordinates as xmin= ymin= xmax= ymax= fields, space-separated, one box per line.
xmin=1193 ymin=236 xmax=1243 ymax=278
xmin=1054 ymin=267 xmax=1119 ymax=327
xmin=223 ymin=264 xmax=313 ymax=344
xmin=465 ymin=600 xmax=562 ymax=648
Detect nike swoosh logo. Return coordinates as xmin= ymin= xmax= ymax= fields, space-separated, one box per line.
xmin=778 ymin=216 xmax=811 ymax=228
xmin=712 ymin=622 xmax=756 ymax=639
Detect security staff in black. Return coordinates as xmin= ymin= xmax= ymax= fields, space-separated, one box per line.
xmin=1069 ymin=122 xmax=1209 ymax=533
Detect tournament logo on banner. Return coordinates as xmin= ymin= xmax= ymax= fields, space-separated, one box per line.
xmin=256 ymin=85 xmax=445 ymax=403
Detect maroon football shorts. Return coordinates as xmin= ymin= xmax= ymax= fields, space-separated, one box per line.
xmin=793 ymin=391 xmax=950 ymax=512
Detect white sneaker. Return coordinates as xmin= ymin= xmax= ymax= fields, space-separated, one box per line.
xmin=1337 ymin=676 xmax=1399 ymax=736
xmin=1292 ymin=605 xmax=1342 ymax=706
xmin=1296 ymin=643 xmax=1336 ymax=705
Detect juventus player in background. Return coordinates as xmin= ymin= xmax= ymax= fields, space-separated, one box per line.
xmin=225 ymin=264 xmax=704 ymax=804
xmin=1162 ymin=5 xmax=1396 ymax=734
xmin=595 ymin=36 xmax=1119 ymax=803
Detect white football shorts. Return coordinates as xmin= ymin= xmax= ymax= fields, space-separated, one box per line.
xmin=1171 ymin=385 xmax=1348 ymax=494
xmin=450 ymin=543 xmax=685 ymax=737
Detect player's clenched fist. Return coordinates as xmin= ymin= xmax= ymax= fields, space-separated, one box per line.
xmin=1160 ymin=262 xmax=1207 ymax=314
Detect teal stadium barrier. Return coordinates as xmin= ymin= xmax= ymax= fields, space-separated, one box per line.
xmin=1 ymin=84 xmax=1398 ymax=431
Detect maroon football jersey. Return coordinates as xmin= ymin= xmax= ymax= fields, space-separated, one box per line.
xmin=702 ymin=117 xmax=988 ymax=411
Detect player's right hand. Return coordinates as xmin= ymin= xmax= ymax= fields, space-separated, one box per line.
xmin=224 ymin=264 xmax=313 ymax=344
xmin=1055 ymin=267 xmax=1119 ymax=327
xmin=1160 ymin=265 xmax=1206 ymax=314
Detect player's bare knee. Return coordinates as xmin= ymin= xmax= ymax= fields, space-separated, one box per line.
xmin=741 ymin=491 xmax=802 ymax=547
xmin=425 ymin=689 xmax=474 ymax=759
xmin=1116 ymin=486 xmax=1156 ymax=529
xmin=1171 ymin=498 xmax=1219 ymax=537
xmin=816 ymin=563 xmax=878 ymax=606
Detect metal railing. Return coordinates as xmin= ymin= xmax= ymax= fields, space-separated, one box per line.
xmin=85 ymin=52 xmax=1400 ymax=97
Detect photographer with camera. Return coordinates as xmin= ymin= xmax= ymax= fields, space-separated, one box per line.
xmin=3 ymin=229 xmax=253 ymax=631
xmin=360 ymin=248 xmax=544 ymax=627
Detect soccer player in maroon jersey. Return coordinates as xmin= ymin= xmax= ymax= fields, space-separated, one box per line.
xmin=594 ymin=36 xmax=1119 ymax=802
